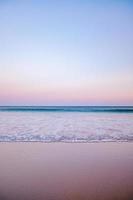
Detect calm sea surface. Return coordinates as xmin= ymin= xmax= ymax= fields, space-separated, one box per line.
xmin=0 ymin=106 xmax=133 ymax=142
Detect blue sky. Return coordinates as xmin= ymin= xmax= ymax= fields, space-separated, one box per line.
xmin=0 ymin=0 xmax=133 ymax=105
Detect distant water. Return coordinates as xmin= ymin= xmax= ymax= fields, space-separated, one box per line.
xmin=0 ymin=106 xmax=133 ymax=112
xmin=0 ymin=106 xmax=133 ymax=142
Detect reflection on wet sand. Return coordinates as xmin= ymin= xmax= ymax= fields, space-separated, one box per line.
xmin=0 ymin=142 xmax=133 ymax=200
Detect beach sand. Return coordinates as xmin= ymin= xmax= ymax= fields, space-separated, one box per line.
xmin=0 ymin=142 xmax=133 ymax=200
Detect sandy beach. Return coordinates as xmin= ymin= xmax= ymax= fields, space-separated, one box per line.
xmin=1 ymin=0 xmax=133 ymax=199
xmin=0 ymin=142 xmax=133 ymax=200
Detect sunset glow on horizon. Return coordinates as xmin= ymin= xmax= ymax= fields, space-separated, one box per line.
xmin=0 ymin=0 xmax=133 ymax=106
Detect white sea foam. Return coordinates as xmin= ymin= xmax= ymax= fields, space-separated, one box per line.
xmin=0 ymin=111 xmax=133 ymax=142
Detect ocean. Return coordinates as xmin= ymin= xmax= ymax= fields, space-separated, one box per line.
xmin=0 ymin=106 xmax=133 ymax=142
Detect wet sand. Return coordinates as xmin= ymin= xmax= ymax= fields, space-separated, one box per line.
xmin=0 ymin=142 xmax=133 ymax=200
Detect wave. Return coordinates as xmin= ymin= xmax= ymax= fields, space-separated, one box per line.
xmin=0 ymin=106 xmax=133 ymax=112
xmin=0 ymin=133 xmax=133 ymax=142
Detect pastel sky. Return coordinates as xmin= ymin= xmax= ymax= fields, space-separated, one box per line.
xmin=0 ymin=0 xmax=133 ymax=105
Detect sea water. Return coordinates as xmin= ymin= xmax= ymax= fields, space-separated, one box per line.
xmin=0 ymin=106 xmax=133 ymax=142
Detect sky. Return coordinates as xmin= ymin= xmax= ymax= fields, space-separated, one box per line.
xmin=0 ymin=0 xmax=133 ymax=106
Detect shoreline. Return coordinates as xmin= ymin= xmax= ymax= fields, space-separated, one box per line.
xmin=0 ymin=140 xmax=133 ymax=143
